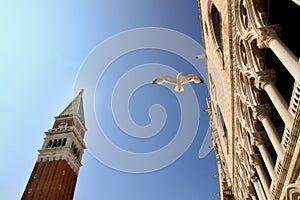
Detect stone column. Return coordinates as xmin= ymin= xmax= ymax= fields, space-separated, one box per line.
xmin=257 ymin=25 xmax=300 ymax=82
xmin=247 ymin=185 xmax=258 ymax=200
xmin=253 ymin=104 xmax=285 ymax=161
xmin=251 ymin=154 xmax=273 ymax=200
xmin=255 ymin=69 xmax=293 ymax=129
xmin=291 ymin=0 xmax=300 ymax=6
xmin=66 ymin=136 xmax=73 ymax=148
xmin=252 ymin=131 xmax=277 ymax=181
xmin=250 ymin=174 xmax=266 ymax=200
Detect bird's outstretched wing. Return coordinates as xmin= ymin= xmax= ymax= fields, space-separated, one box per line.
xmin=152 ymin=75 xmax=177 ymax=84
xmin=182 ymin=74 xmax=204 ymax=84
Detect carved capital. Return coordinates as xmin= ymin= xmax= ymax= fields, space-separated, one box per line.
xmin=250 ymin=153 xmax=262 ymax=167
xmin=251 ymin=131 xmax=267 ymax=146
xmin=248 ymin=166 xmax=256 ymax=178
xmin=247 ymin=185 xmax=256 ymax=196
xmin=253 ymin=104 xmax=271 ymax=121
xmin=257 ymin=25 xmax=281 ymax=49
xmin=255 ymin=69 xmax=276 ymax=90
xmin=249 ymin=173 xmax=259 ymax=183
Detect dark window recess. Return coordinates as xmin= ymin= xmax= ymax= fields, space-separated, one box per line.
xmin=211 ymin=4 xmax=223 ymax=51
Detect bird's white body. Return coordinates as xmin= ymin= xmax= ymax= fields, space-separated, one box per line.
xmin=174 ymin=72 xmax=185 ymax=92
xmin=152 ymin=72 xmax=204 ymax=92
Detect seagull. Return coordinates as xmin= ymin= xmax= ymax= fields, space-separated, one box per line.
xmin=152 ymin=72 xmax=204 ymax=92
xmin=196 ymin=53 xmax=206 ymax=59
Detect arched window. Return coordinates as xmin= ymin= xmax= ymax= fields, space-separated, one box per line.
xmin=62 ymin=138 xmax=67 ymax=146
xmin=73 ymin=146 xmax=78 ymax=155
xmin=47 ymin=140 xmax=52 ymax=148
xmin=53 ymin=139 xmax=58 ymax=147
xmin=58 ymin=139 xmax=62 ymax=147
xmin=211 ymin=4 xmax=223 ymax=51
xmin=217 ymin=104 xmax=227 ymax=138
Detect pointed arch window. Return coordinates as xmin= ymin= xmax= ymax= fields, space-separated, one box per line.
xmin=217 ymin=104 xmax=227 ymax=138
xmin=211 ymin=3 xmax=223 ymax=51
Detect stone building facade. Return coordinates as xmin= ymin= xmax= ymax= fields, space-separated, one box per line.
xmin=198 ymin=0 xmax=300 ymax=199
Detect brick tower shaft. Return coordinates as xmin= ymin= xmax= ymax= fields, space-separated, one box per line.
xmin=21 ymin=90 xmax=86 ymax=200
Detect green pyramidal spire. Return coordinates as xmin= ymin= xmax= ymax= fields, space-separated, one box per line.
xmin=59 ymin=89 xmax=85 ymax=125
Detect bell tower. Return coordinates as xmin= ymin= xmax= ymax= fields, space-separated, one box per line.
xmin=21 ymin=89 xmax=87 ymax=200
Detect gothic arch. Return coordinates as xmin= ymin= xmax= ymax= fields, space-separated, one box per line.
xmin=249 ymin=0 xmax=269 ymax=29
xmin=235 ymin=69 xmax=250 ymax=101
xmin=206 ymin=1 xmax=224 ymax=67
xmin=249 ymin=39 xmax=266 ymax=72
xmin=234 ymin=0 xmax=268 ymax=33
xmin=235 ymin=36 xmax=250 ymax=73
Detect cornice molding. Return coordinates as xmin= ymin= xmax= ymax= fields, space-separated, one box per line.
xmin=37 ymin=147 xmax=82 ymax=174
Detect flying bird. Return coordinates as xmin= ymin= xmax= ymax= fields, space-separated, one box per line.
xmin=196 ymin=53 xmax=206 ymax=59
xmin=152 ymin=72 xmax=204 ymax=92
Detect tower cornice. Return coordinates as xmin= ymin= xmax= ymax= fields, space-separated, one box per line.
xmin=37 ymin=147 xmax=82 ymax=174
xmin=22 ymin=90 xmax=87 ymax=199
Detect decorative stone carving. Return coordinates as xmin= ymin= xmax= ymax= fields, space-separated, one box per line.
xmin=286 ymin=183 xmax=300 ymax=200
xmin=253 ymin=104 xmax=271 ymax=121
xmin=255 ymin=69 xmax=276 ymax=90
xmin=251 ymin=131 xmax=267 ymax=146
xmin=249 ymin=173 xmax=259 ymax=183
xmin=257 ymin=25 xmax=281 ymax=49
xmin=247 ymin=185 xmax=256 ymax=196
xmin=250 ymin=153 xmax=263 ymax=167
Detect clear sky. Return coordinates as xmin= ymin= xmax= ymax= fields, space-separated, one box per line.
xmin=0 ymin=1 xmax=219 ymax=199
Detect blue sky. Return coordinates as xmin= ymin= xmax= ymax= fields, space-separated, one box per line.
xmin=0 ymin=1 xmax=219 ymax=199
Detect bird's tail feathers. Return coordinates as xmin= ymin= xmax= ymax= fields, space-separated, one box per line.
xmin=174 ymin=85 xmax=184 ymax=92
